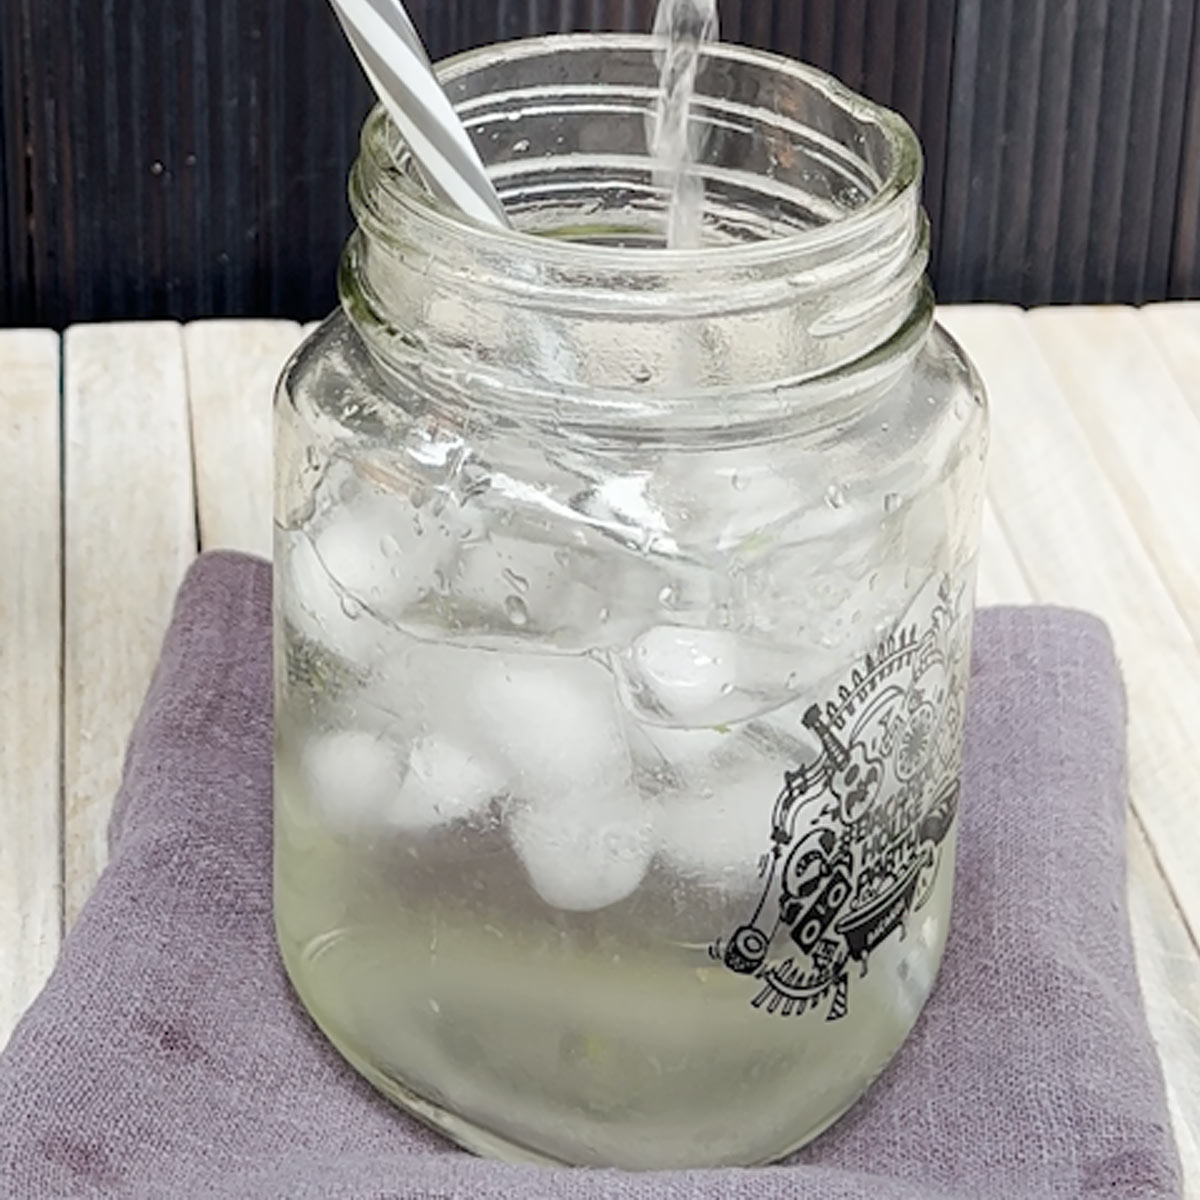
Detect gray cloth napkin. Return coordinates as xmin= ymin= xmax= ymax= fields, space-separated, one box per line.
xmin=0 ymin=553 xmax=1181 ymax=1199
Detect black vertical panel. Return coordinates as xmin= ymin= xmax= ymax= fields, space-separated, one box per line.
xmin=1022 ymin=0 xmax=1078 ymax=306
xmin=1085 ymin=1 xmax=1141 ymax=303
xmin=984 ymin=1 xmax=1045 ymax=302
xmin=0 ymin=0 xmax=21 ymax=322
xmin=1052 ymin=2 xmax=1110 ymax=303
xmin=1173 ymin=4 xmax=1200 ymax=297
xmin=5 ymin=0 xmax=1200 ymax=326
xmin=1124 ymin=0 xmax=1196 ymax=301
xmin=939 ymin=0 xmax=984 ymax=302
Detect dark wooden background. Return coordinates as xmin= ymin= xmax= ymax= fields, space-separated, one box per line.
xmin=2 ymin=0 xmax=1198 ymax=328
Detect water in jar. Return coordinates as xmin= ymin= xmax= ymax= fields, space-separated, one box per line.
xmin=274 ymin=412 xmax=977 ymax=1168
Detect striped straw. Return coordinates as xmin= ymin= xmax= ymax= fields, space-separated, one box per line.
xmin=329 ymin=0 xmax=510 ymax=228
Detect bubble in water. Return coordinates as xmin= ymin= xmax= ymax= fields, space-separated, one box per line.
xmin=505 ymin=596 xmax=530 ymax=627
xmin=825 ymin=484 xmax=847 ymax=510
xmin=502 ymin=568 xmax=530 ymax=595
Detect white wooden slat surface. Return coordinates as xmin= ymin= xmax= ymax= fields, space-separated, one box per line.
xmin=1026 ymin=307 xmax=1200 ymax=639
xmin=1142 ymin=303 xmax=1200 ymax=420
xmin=961 ymin=398 xmax=1200 ymax=1192
xmin=62 ymin=324 xmax=198 ymax=926
xmin=0 ymin=332 xmax=62 ymax=1049
xmin=1 ymin=308 xmax=1197 ymax=1182
xmin=185 ymin=321 xmax=302 ymax=558
xmin=941 ymin=308 xmax=1200 ymax=951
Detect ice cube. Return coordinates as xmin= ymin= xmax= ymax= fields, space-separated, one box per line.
xmin=508 ymin=788 xmax=656 ymax=912
xmin=614 ymin=626 xmax=809 ymax=728
xmin=617 ymin=627 xmax=737 ymax=724
xmin=391 ymin=735 xmax=505 ymax=832
xmin=314 ymin=493 xmax=454 ymax=621
xmin=282 ymin=530 xmax=384 ymax=664
xmin=451 ymin=536 xmax=572 ymax=635
xmin=300 ymin=729 xmax=402 ymax=831
xmin=655 ymin=763 xmax=784 ymax=887
xmin=469 ymin=656 xmax=631 ymax=793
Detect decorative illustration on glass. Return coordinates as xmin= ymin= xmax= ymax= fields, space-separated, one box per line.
xmin=713 ymin=575 xmax=970 ymax=1021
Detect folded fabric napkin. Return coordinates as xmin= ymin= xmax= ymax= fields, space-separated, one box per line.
xmin=0 ymin=554 xmax=1181 ymax=1199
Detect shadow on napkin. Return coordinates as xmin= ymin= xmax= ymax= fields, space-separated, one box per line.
xmin=0 ymin=553 xmax=1181 ymax=1199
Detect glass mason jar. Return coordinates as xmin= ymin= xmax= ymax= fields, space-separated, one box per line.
xmin=274 ymin=35 xmax=988 ymax=1171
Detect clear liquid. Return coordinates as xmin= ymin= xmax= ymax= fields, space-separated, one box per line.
xmin=652 ymin=0 xmax=719 ymax=249
xmin=275 ymin=488 xmax=971 ymax=1165
xmin=276 ymin=679 xmax=959 ymax=1168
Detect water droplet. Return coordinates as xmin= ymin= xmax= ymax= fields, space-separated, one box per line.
xmin=429 ymin=998 xmax=441 ymax=1015
xmin=555 ymin=549 xmax=571 ymax=567
xmin=786 ymin=671 xmax=800 ymax=689
xmin=632 ymin=363 xmax=653 ymax=385
xmin=502 ymin=568 xmax=530 ymax=595
xmin=304 ymin=446 xmax=320 ymax=472
xmin=340 ymin=594 xmax=364 ymax=620
xmin=433 ymin=569 xmax=451 ymax=594
xmin=720 ymin=682 xmax=735 ymax=696
xmin=880 ymin=422 xmax=890 ymax=434
xmin=658 ymin=585 xmax=677 ymax=607
xmin=505 ymin=596 xmax=530 ymax=627
xmin=512 ymin=137 xmax=531 ymax=153
xmin=825 ymin=484 xmax=847 ymax=510
xmin=884 ymin=493 xmax=902 ymax=514
xmin=731 ymin=472 xmax=749 ymax=492
xmin=380 ymin=534 xmax=402 ymax=557
xmin=599 ymin=607 xmax=611 ymax=623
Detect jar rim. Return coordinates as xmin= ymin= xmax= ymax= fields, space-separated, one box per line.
xmin=361 ymin=32 xmax=922 ymax=271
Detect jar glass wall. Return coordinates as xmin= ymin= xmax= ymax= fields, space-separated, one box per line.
xmin=274 ymin=35 xmax=988 ymax=1170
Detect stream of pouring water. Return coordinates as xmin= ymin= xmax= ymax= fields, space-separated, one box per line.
xmin=652 ymin=0 xmax=719 ymax=250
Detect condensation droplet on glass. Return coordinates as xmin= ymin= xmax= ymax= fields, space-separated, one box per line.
xmin=825 ymin=484 xmax=847 ymax=510
xmin=720 ymin=682 xmax=735 ymax=696
xmin=731 ymin=472 xmax=749 ymax=492
xmin=304 ymin=446 xmax=320 ymax=472
xmin=786 ymin=671 xmax=800 ymax=689
xmin=632 ymin=363 xmax=653 ymax=385
xmin=658 ymin=585 xmax=676 ymax=607
xmin=512 ymin=138 xmax=531 ymax=153
xmin=599 ymin=607 xmax=611 ymax=623
xmin=880 ymin=422 xmax=890 ymax=434
xmin=555 ymin=549 xmax=571 ymax=567
xmin=884 ymin=493 xmax=902 ymax=514
xmin=505 ymin=596 xmax=530 ymax=627
xmin=502 ymin=568 xmax=530 ymax=595
xmin=340 ymin=594 xmax=364 ymax=620
xmin=380 ymin=534 xmax=401 ymax=558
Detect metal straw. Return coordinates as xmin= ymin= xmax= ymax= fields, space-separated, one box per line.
xmin=329 ymin=0 xmax=511 ymax=228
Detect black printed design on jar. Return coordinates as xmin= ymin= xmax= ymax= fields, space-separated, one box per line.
xmin=713 ymin=574 xmax=971 ymax=1021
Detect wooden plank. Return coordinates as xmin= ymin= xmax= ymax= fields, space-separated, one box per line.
xmin=1128 ymin=817 xmax=1200 ymax=1198
xmin=184 ymin=320 xmax=303 ymax=559
xmin=939 ymin=306 xmax=1200 ymax=948
xmin=948 ymin=311 xmax=1199 ymax=1189
xmin=0 ymin=331 xmax=62 ymax=1047
xmin=63 ymin=323 xmax=197 ymax=926
xmin=1141 ymin=302 xmax=1200 ymax=421
xmin=1024 ymin=306 xmax=1200 ymax=631
xmin=976 ymin=501 xmax=1031 ymax=608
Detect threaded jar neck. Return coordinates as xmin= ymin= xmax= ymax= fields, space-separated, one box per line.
xmin=342 ymin=34 xmax=931 ymax=437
